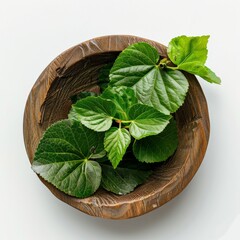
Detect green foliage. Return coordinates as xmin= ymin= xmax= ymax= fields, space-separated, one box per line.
xmin=32 ymin=35 xmax=220 ymax=198
xmin=70 ymin=91 xmax=98 ymax=104
xmin=69 ymin=96 xmax=116 ymax=132
xmin=104 ymin=127 xmax=131 ymax=168
xmin=133 ymin=119 xmax=178 ymax=163
xmin=32 ymin=120 xmax=104 ymax=198
xmin=128 ymin=104 xmax=171 ymax=139
xmin=101 ymin=86 xmax=138 ymax=120
xmin=101 ymin=164 xmax=152 ymax=195
xmin=168 ymin=35 xmax=221 ymax=84
xmin=98 ymin=63 xmax=113 ymax=91
xmin=109 ymin=42 xmax=189 ymax=114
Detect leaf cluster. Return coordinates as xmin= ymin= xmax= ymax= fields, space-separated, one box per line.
xmin=32 ymin=35 xmax=220 ymax=198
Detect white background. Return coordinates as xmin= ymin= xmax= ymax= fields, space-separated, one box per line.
xmin=1 ymin=0 xmax=239 ymax=239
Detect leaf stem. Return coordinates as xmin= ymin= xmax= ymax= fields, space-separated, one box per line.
xmin=158 ymin=58 xmax=178 ymax=70
xmin=166 ymin=66 xmax=178 ymax=70
xmin=113 ymin=118 xmax=131 ymax=124
xmin=121 ymin=120 xmax=132 ymax=123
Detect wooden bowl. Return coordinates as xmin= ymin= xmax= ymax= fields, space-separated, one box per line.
xmin=23 ymin=35 xmax=210 ymax=219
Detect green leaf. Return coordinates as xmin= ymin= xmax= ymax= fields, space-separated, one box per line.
xmin=101 ymin=86 xmax=138 ymax=120
xmin=32 ymin=120 xmax=104 ymax=198
xmin=168 ymin=35 xmax=221 ymax=84
xmin=179 ymin=64 xmax=221 ymax=84
xmin=118 ymin=153 xmax=154 ymax=170
xmin=128 ymin=104 xmax=172 ymax=140
xmin=198 ymin=66 xmax=221 ymax=84
xmin=101 ymin=164 xmax=152 ymax=195
xmin=90 ymin=150 xmax=106 ymax=159
xmin=69 ymin=96 xmax=116 ymax=132
xmin=99 ymin=63 xmax=113 ymax=82
xmin=133 ymin=68 xmax=189 ymax=114
xmin=99 ymin=63 xmax=113 ymax=91
xmin=133 ymin=119 xmax=178 ymax=163
xmin=104 ymin=127 xmax=131 ymax=168
xmin=68 ymin=108 xmax=81 ymax=123
xmin=168 ymin=35 xmax=209 ymax=66
xmin=109 ymin=42 xmax=189 ymax=114
xmin=98 ymin=82 xmax=109 ymax=92
xmin=70 ymin=91 xmax=98 ymax=104
xmin=69 ymin=92 xmax=99 ymax=121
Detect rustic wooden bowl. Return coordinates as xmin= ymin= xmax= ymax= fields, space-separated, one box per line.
xmin=23 ymin=35 xmax=210 ymax=220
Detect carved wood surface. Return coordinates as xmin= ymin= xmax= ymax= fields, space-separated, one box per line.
xmin=23 ymin=35 xmax=210 ymax=219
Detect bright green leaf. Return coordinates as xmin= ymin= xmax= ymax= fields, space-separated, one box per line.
xmin=133 ymin=119 xmax=178 ymax=163
xmin=110 ymin=42 xmax=189 ymax=114
xmin=198 ymin=65 xmax=221 ymax=84
xmin=69 ymin=96 xmax=116 ymax=132
xmin=128 ymin=104 xmax=172 ymax=140
xmin=168 ymin=35 xmax=209 ymax=67
xmin=101 ymin=86 xmax=138 ymax=120
xmin=167 ymin=35 xmax=221 ymax=84
xmin=101 ymin=164 xmax=152 ymax=195
xmin=32 ymin=120 xmax=104 ymax=198
xmin=179 ymin=64 xmax=221 ymax=84
xmin=104 ymin=127 xmax=131 ymax=168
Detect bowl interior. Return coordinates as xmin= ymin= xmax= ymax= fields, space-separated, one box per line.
xmin=24 ymin=35 xmax=210 ymax=219
xmin=39 ymin=52 xmax=119 ymax=129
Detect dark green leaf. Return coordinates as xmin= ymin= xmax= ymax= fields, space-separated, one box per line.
xmin=32 ymin=120 xmax=104 ymax=198
xmin=99 ymin=63 xmax=113 ymax=82
xmin=128 ymin=104 xmax=172 ymax=140
xmin=101 ymin=164 xmax=152 ymax=195
xmin=167 ymin=35 xmax=221 ymax=84
xmin=133 ymin=119 xmax=178 ymax=163
xmin=104 ymin=127 xmax=131 ymax=168
xmin=94 ymin=156 xmax=109 ymax=163
xmin=101 ymin=86 xmax=138 ymax=120
xmin=99 ymin=63 xmax=113 ymax=91
xmin=98 ymin=82 xmax=109 ymax=91
xmin=70 ymin=91 xmax=98 ymax=104
xmin=109 ymin=42 xmax=189 ymax=114
xmin=110 ymin=43 xmax=159 ymax=85
xmin=69 ymin=96 xmax=116 ymax=132
xmin=128 ymin=68 xmax=189 ymax=115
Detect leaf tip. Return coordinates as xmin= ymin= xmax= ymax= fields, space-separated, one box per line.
xmin=112 ymin=162 xmax=119 ymax=169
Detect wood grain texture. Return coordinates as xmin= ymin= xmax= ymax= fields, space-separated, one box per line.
xmin=23 ymin=35 xmax=210 ymax=219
